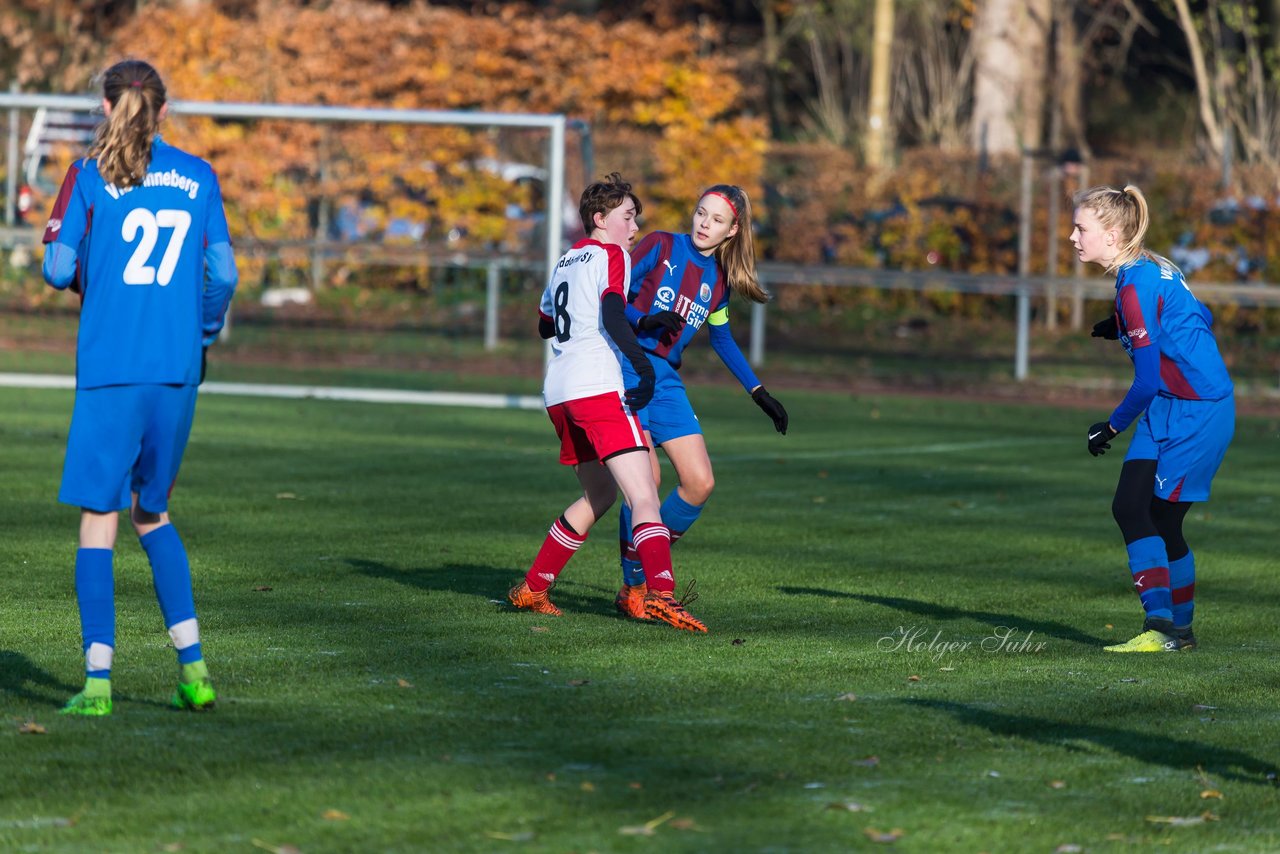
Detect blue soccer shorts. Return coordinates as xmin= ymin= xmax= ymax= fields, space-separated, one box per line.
xmin=59 ymin=384 xmax=199 ymax=514
xmin=619 ymin=352 xmax=701 ymax=444
xmin=1126 ymin=393 xmax=1234 ymax=503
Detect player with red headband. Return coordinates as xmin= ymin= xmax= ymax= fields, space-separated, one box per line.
xmin=612 ymin=184 xmax=788 ymax=620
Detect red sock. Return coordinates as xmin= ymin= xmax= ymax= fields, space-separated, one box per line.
xmin=632 ymin=522 xmax=674 ymax=593
xmin=525 ymin=516 xmax=586 ymax=592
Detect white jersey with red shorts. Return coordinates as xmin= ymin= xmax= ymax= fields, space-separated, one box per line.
xmin=539 ymin=238 xmax=646 ymax=465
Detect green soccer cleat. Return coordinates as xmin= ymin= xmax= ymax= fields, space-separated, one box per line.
xmin=1103 ymin=628 xmax=1180 ymax=653
xmin=172 ymin=678 xmax=216 ymax=711
xmin=171 ymin=660 xmax=216 ymax=711
xmin=59 ymin=678 xmax=113 ymax=716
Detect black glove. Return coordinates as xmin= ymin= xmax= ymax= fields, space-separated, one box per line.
xmin=1091 ymin=315 xmax=1119 ymax=340
xmin=752 ymin=386 xmax=788 ymax=435
xmin=1087 ymin=421 xmax=1117 ymax=456
xmin=625 ymin=371 xmax=655 ymax=411
xmin=200 ymin=346 xmax=208 ymax=385
xmin=638 ymin=311 xmax=685 ymax=344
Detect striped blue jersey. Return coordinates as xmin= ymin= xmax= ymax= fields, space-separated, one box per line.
xmin=42 ymin=137 xmax=237 ymax=389
xmin=1108 ymin=255 xmax=1232 ymax=430
xmin=626 ymin=231 xmax=761 ymax=392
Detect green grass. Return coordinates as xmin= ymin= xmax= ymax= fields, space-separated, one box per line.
xmin=2 ymin=381 xmax=1279 ymax=853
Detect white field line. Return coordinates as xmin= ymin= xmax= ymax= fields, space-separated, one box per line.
xmin=0 ymin=372 xmax=544 ymax=410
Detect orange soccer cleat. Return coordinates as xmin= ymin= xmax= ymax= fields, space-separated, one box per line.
xmin=643 ymin=589 xmax=707 ymax=633
xmin=614 ymin=583 xmax=651 ymax=621
xmin=508 ymin=580 xmax=563 ymax=616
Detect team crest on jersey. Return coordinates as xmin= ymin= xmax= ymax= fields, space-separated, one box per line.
xmin=699 ymin=283 xmax=712 ymax=302
xmin=656 ymin=286 xmax=676 ymax=309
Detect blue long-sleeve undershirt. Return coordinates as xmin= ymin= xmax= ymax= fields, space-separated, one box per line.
xmin=707 ymin=320 xmax=761 ymax=393
xmin=1110 ymin=345 xmax=1161 ymax=432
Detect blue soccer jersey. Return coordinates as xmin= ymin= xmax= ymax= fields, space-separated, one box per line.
xmin=626 ymin=231 xmax=760 ymax=392
xmin=1109 ymin=256 xmax=1233 ymax=431
xmin=42 ymin=137 xmax=238 ymax=389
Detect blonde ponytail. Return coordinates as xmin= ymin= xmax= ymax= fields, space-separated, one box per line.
xmin=89 ymin=60 xmax=166 ymax=188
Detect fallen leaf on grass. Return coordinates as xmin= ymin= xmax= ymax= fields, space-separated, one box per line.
xmin=251 ymin=840 xmax=302 ymax=854
xmin=619 ymin=811 xmax=674 ymax=836
xmin=853 ymin=756 xmax=880 ymax=768
xmin=826 ymin=801 xmax=869 ymax=812
xmin=938 ymin=666 xmax=955 ymax=672
xmin=322 ymin=809 xmax=349 ymax=821
xmin=628 ymin=782 xmax=642 ymax=790
xmin=836 ymin=693 xmax=858 ymax=702
xmin=396 ymin=679 xmax=413 ymax=688
xmin=1048 ymin=780 xmax=1067 ymax=789
xmin=907 ymin=675 xmax=921 ymax=682
xmin=1105 ymin=623 xmax=1114 ymax=629
xmin=18 ymin=720 xmax=46 ymax=735
xmin=161 ymin=844 xmax=184 ymax=852
xmin=862 ymin=827 xmax=904 ymax=843
xmin=1200 ymin=790 xmax=1224 ymax=800
xmin=567 ymin=679 xmax=590 ymax=687
xmin=668 ymin=817 xmax=701 ymax=831
xmin=485 ymin=831 xmax=535 ymax=842
xmin=275 ymin=493 xmax=297 ymax=500
xmin=1120 ymin=677 xmax=1139 ymax=683
xmin=530 ymin=626 xmax=550 ymax=633
xmin=580 ymin=782 xmax=595 ymax=792
xmin=1145 ymin=812 xmax=1219 ymax=826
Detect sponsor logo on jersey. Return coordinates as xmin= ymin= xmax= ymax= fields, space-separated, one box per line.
xmin=675 ymin=294 xmax=710 ymax=330
xmin=1155 ymin=474 xmax=1167 ymax=490
xmin=662 ymin=260 xmax=677 ymax=277
xmin=655 ymin=285 xmax=676 ymax=310
xmin=46 ymin=218 xmax=61 ymax=233
xmin=699 ymin=282 xmax=712 ymax=302
xmin=104 ymin=168 xmax=201 ymax=201
xmin=1129 ymin=327 xmax=1148 ymax=340
xmin=557 ymin=250 xmax=592 ymax=269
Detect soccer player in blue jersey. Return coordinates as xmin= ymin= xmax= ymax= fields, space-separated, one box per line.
xmin=1072 ymin=184 xmax=1233 ymax=653
xmin=612 ymin=185 xmax=788 ymax=620
xmin=42 ymin=60 xmax=238 ymax=715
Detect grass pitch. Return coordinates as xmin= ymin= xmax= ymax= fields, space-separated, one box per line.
xmin=1 ymin=377 xmax=1278 ymax=853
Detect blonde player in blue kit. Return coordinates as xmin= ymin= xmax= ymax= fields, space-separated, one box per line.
xmin=42 ymin=60 xmax=238 ymax=715
xmin=1073 ymin=184 xmax=1234 ymax=653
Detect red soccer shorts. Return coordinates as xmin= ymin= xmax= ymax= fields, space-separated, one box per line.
xmin=547 ymin=391 xmax=648 ymax=465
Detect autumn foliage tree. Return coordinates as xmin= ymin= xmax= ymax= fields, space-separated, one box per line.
xmin=87 ymin=0 xmax=764 ymax=272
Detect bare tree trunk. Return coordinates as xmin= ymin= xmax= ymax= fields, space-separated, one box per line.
xmin=865 ymin=0 xmax=894 ymax=167
xmin=760 ymin=0 xmax=789 ymax=140
xmin=1171 ymin=0 xmax=1226 ymax=159
xmin=971 ymin=0 xmax=1052 ymax=155
xmin=1055 ymin=1 xmax=1088 ymax=157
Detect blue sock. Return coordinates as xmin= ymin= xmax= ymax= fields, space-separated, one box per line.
xmin=1126 ymin=536 xmax=1173 ymax=622
xmin=618 ymin=502 xmax=646 ymax=586
xmin=660 ymin=490 xmax=704 ymax=544
xmin=75 ymin=548 xmax=114 ymax=679
xmin=141 ymin=525 xmax=200 ymax=663
xmin=1168 ymin=551 xmax=1195 ymax=629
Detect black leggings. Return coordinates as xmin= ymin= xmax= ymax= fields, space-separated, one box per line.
xmin=1112 ymin=459 xmax=1193 ymax=561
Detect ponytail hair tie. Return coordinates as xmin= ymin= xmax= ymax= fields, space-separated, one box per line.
xmin=130 ymin=80 xmax=143 ymax=88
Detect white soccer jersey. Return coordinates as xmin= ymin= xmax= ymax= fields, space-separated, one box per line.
xmin=540 ymin=238 xmax=629 ymax=406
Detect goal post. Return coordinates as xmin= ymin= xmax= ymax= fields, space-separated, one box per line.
xmin=0 ymin=91 xmax=568 ymax=310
